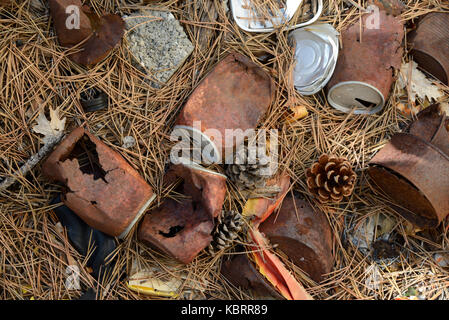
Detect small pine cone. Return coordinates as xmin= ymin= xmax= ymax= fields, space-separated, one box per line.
xmin=306 ymin=154 xmax=356 ymax=203
xmin=207 ymin=211 xmax=244 ymax=256
xmin=226 ymin=144 xmax=275 ymax=190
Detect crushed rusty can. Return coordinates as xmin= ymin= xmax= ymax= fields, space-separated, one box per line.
xmin=368 ymin=118 xmax=449 ymax=228
xmin=408 ymin=12 xmax=449 ymax=85
xmin=138 ymin=161 xmax=227 ymax=264
xmin=259 ymin=194 xmax=333 ymax=282
xmin=221 ymin=252 xmax=284 ymax=299
xmin=43 ymin=127 xmax=155 ymax=238
xmin=173 ymin=52 xmax=274 ymax=164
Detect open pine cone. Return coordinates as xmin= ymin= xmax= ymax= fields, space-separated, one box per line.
xmin=226 ymin=143 xmax=275 ymax=190
xmin=306 ymin=154 xmax=356 ymax=203
xmin=207 ymin=210 xmax=244 ymax=256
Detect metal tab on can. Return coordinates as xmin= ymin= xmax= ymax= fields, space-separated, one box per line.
xmin=327 ymin=81 xmax=385 ymax=114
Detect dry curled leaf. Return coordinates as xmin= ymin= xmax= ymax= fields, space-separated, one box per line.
xmin=284 ymin=105 xmax=308 ymax=124
xmin=32 ymin=108 xmax=66 ymax=144
xmin=398 ymin=61 xmax=444 ymax=103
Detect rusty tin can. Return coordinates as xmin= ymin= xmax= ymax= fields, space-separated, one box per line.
xmin=406 ymin=104 xmax=449 ymax=156
xmin=43 ymin=127 xmax=155 ymax=238
xmin=368 ymin=132 xmax=449 ymax=228
xmin=326 ymin=10 xmax=404 ymax=114
xmin=221 ymin=252 xmax=284 ymax=299
xmin=138 ymin=162 xmax=227 ymax=264
xmin=174 ymin=52 xmax=274 ymax=163
xmin=408 ymin=12 xmax=449 ymax=85
xmin=259 ymin=195 xmax=333 ymax=282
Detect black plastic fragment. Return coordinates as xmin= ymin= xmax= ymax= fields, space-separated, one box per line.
xmin=50 ymin=194 xmax=117 ymax=280
xmin=80 ymin=88 xmax=108 ymax=112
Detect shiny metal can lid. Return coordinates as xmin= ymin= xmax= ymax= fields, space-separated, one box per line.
xmin=289 ymin=23 xmax=339 ymax=96
xmin=230 ymin=0 xmax=323 ymax=33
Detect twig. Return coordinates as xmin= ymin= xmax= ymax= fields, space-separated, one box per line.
xmin=0 ymin=133 xmax=65 ymax=190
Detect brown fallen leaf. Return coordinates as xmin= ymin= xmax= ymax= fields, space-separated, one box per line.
xmin=49 ymin=0 xmax=124 ymax=66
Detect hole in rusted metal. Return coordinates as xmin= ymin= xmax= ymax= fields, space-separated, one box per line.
xmin=64 ymin=134 xmax=108 ymax=182
xmin=159 ymin=225 xmax=184 ymax=238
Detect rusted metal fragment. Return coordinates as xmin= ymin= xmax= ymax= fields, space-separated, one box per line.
xmin=221 ymin=252 xmax=284 ymax=300
xmin=71 ymin=13 xmax=125 ymax=66
xmin=259 ymin=195 xmax=333 ymax=282
xmin=368 ymin=133 xmax=449 ymax=228
xmin=49 ymin=0 xmax=93 ymax=47
xmin=406 ymin=104 xmax=449 ymax=156
xmin=175 ymin=52 xmax=274 ymax=160
xmin=138 ymin=198 xmax=214 ymax=264
xmin=408 ymin=13 xmax=449 ymax=85
xmin=138 ymin=163 xmax=227 ymax=264
xmin=49 ymin=0 xmax=124 ymax=66
xmin=43 ymin=127 xmax=155 ymax=237
xmin=326 ymin=10 xmax=404 ymax=113
xmin=370 ymin=0 xmax=406 ymax=16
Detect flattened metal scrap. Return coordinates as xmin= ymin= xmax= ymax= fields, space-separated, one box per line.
xmin=138 ymin=163 xmax=227 ymax=264
xmin=43 ymin=127 xmax=155 ymax=237
xmin=368 ymin=133 xmax=449 ymax=228
xmin=49 ymin=0 xmax=124 ymax=66
xmin=259 ymin=195 xmax=333 ymax=282
xmin=175 ymin=52 xmax=274 ymax=160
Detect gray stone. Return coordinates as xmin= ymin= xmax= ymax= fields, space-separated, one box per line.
xmin=124 ymin=10 xmax=194 ymax=88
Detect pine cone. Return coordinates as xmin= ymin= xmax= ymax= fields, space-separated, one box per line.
xmin=306 ymin=154 xmax=356 ymax=203
xmin=207 ymin=211 xmax=244 ymax=256
xmin=226 ymin=144 xmax=275 ymax=190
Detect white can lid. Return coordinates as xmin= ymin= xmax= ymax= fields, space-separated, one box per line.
xmin=290 ymin=23 xmax=339 ymax=95
xmin=327 ymin=81 xmax=385 ymax=115
xmin=230 ymin=0 xmax=323 ymax=32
